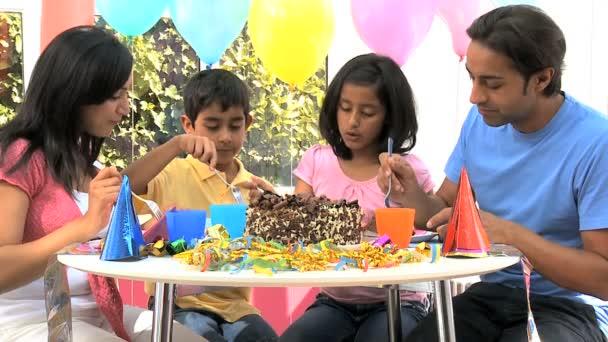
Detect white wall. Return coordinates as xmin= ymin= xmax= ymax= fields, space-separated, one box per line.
xmin=328 ymin=0 xmax=608 ymax=187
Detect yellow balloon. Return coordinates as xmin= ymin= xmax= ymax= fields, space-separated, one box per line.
xmin=249 ymin=0 xmax=335 ymax=86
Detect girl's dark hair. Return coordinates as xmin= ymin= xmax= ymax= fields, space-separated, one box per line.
xmin=0 ymin=25 xmax=133 ymax=193
xmin=183 ymin=69 xmax=250 ymax=124
xmin=320 ymin=53 xmax=418 ymax=160
xmin=467 ymin=5 xmax=566 ymax=96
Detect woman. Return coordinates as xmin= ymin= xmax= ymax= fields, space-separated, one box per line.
xmin=0 ymin=26 xmax=203 ymax=341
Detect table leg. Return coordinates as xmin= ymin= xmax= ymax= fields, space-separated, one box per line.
xmin=386 ymin=284 xmax=402 ymax=342
xmin=433 ymin=280 xmax=456 ymax=342
xmin=151 ymin=282 xmax=175 ymax=342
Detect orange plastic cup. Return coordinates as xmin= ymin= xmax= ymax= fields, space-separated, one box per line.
xmin=375 ymin=208 xmax=416 ymax=248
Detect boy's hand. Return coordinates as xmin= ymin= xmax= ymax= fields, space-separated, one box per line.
xmin=244 ymin=176 xmax=274 ymax=205
xmin=176 ymin=134 xmax=217 ymax=169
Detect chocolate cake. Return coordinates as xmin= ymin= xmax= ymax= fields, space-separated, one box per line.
xmin=246 ymin=192 xmax=363 ymax=245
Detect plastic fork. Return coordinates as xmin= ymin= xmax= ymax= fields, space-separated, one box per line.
xmin=213 ymin=169 xmax=246 ymax=204
xmin=384 ymin=137 xmax=394 ymax=208
xmin=130 ymin=191 xmax=163 ymax=219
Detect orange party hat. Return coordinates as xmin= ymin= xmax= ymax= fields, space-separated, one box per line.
xmin=442 ymin=168 xmax=490 ymax=257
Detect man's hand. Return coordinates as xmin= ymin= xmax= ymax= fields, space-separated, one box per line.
xmin=477 ymin=211 xmax=516 ymax=245
xmin=378 ymin=153 xmax=424 ymax=206
xmin=427 ymin=207 xmax=515 ymax=244
xmin=427 ymin=207 xmax=451 ymax=240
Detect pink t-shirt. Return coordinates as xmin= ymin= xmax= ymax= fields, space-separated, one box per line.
xmin=293 ymin=144 xmax=434 ymax=304
xmin=0 ymin=140 xmax=129 ymax=341
xmin=0 ymin=139 xmax=82 ymax=242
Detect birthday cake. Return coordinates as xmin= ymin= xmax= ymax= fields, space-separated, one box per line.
xmin=246 ymin=192 xmax=363 ymax=245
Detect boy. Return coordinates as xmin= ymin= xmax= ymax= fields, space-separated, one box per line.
xmin=125 ymin=69 xmax=277 ymax=342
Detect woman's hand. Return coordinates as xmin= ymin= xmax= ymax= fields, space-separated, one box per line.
xmin=81 ymin=166 xmax=122 ymax=241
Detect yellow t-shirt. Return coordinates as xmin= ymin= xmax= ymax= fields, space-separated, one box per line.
xmin=141 ymin=155 xmax=258 ymax=322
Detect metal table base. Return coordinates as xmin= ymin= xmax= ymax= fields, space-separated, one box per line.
xmin=150 ymin=281 xmax=457 ymax=342
xmin=434 ymin=280 xmax=456 ymax=342
xmin=152 ymin=282 xmax=175 ymax=342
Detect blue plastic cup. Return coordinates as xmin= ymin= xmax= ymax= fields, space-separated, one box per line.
xmin=210 ymin=204 xmax=247 ymax=239
xmin=166 ymin=209 xmax=207 ymax=243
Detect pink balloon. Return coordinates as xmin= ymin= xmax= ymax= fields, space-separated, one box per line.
xmin=438 ymin=0 xmax=483 ymax=60
xmin=351 ymin=0 xmax=438 ymax=66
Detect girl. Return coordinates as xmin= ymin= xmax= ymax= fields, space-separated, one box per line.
xmin=280 ymin=53 xmax=434 ymax=342
xmin=0 ymin=26 xmax=203 ymax=341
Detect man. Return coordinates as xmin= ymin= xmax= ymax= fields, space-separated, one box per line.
xmin=378 ymin=5 xmax=608 ymax=341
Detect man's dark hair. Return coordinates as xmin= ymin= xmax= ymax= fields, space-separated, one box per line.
xmin=467 ymin=5 xmax=566 ymax=96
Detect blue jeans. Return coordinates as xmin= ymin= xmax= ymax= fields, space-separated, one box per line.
xmin=279 ymin=293 xmax=428 ymax=342
xmin=174 ymin=308 xmax=278 ymax=342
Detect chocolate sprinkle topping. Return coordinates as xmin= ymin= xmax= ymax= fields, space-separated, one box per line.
xmin=246 ymin=192 xmax=363 ymax=245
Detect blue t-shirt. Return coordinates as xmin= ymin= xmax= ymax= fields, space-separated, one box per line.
xmin=445 ymin=93 xmax=608 ymax=336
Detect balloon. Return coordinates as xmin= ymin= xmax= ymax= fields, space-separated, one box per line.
xmin=249 ymin=0 xmax=335 ymax=86
xmin=97 ymin=0 xmax=167 ymax=36
xmin=493 ymin=0 xmax=538 ymax=7
xmin=350 ymin=0 xmax=438 ymax=66
xmin=169 ymin=0 xmax=251 ymax=66
xmin=438 ymin=0 xmax=483 ymax=60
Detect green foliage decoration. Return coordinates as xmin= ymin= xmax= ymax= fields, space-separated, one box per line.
xmin=0 ymin=15 xmax=326 ymax=186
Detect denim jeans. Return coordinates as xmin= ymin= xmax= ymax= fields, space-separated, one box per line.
xmin=279 ymin=293 xmax=428 ymax=342
xmin=173 ymin=308 xmax=278 ymax=342
xmin=407 ymin=282 xmax=608 ymax=342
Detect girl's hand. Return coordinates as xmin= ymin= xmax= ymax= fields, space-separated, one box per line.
xmin=81 ymin=167 xmax=122 ymax=241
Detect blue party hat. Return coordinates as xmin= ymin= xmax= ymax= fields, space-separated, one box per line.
xmin=101 ymin=176 xmax=146 ymax=261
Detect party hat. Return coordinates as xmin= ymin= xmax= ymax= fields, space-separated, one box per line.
xmin=100 ymin=176 xmax=146 ymax=261
xmin=442 ymin=168 xmax=490 ymax=257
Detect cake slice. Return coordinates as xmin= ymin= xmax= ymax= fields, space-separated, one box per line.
xmin=246 ymin=192 xmax=363 ymax=245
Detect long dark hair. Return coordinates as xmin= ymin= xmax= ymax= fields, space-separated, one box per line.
xmin=0 ymin=26 xmax=132 ymax=193
xmin=319 ymin=53 xmax=418 ymax=160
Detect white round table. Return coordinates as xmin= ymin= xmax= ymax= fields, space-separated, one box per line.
xmin=58 ymin=254 xmax=519 ymax=342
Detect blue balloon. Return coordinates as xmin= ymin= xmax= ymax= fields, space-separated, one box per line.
xmin=493 ymin=0 xmax=538 ymax=7
xmin=97 ymin=0 xmax=167 ymax=36
xmin=169 ymin=0 xmax=251 ymax=66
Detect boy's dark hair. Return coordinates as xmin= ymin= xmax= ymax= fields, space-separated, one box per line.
xmin=467 ymin=5 xmax=566 ymax=96
xmin=320 ymin=53 xmax=417 ymax=160
xmin=183 ymin=69 xmax=250 ymax=124
xmin=0 ymin=26 xmax=133 ymax=194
